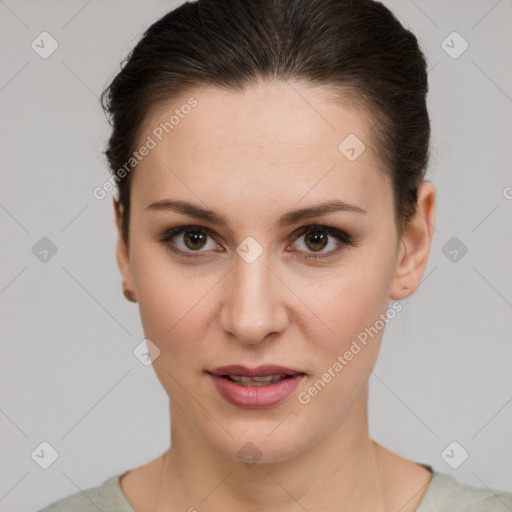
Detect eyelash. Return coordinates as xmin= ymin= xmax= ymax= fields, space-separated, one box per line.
xmin=158 ymin=224 xmax=357 ymax=261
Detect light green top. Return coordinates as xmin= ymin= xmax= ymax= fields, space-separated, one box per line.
xmin=37 ymin=464 xmax=512 ymax=512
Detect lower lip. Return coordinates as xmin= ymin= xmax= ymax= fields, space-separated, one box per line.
xmin=208 ymin=373 xmax=305 ymax=408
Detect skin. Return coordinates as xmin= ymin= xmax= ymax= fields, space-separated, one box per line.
xmin=114 ymin=80 xmax=436 ymax=512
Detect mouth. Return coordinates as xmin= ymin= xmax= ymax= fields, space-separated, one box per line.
xmin=208 ymin=364 xmax=305 ymax=384
xmin=207 ymin=365 xmax=307 ymax=408
xmin=219 ymin=374 xmax=295 ymax=386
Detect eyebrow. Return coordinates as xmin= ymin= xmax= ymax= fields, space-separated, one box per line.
xmin=145 ymin=199 xmax=367 ymax=227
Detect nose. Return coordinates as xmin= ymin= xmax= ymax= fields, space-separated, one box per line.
xmin=219 ymin=251 xmax=288 ymax=345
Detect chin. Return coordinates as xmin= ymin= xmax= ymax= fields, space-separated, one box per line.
xmin=211 ymin=429 xmax=310 ymax=467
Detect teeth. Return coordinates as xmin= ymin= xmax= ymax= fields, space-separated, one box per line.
xmin=227 ymin=375 xmax=288 ymax=386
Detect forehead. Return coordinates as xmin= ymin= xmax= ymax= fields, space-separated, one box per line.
xmin=141 ymin=81 xmax=373 ymax=158
xmin=131 ymin=81 xmax=391 ymax=218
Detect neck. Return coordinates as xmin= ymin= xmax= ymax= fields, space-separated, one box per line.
xmin=155 ymin=384 xmax=389 ymax=512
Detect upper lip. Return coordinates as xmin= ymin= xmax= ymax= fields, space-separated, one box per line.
xmin=208 ymin=365 xmax=306 ymax=377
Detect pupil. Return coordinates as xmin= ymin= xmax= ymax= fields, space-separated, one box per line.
xmin=305 ymin=231 xmax=327 ymax=251
xmin=184 ymin=231 xmax=206 ymax=250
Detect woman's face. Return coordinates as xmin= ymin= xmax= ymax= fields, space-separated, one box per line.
xmin=115 ymin=81 xmax=434 ymax=464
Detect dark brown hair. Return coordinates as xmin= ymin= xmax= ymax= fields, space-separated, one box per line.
xmin=100 ymin=0 xmax=430 ymax=248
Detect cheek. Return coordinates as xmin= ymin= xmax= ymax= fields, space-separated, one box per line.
xmin=308 ymin=244 xmax=396 ymax=358
xmin=131 ymin=226 xmax=396 ymax=365
xmin=130 ymin=244 xmax=210 ymax=359
xmin=298 ymin=257 xmax=395 ymax=420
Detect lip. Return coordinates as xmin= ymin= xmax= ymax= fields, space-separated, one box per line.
xmin=207 ymin=365 xmax=306 ymax=409
xmin=208 ymin=364 xmax=305 ymax=377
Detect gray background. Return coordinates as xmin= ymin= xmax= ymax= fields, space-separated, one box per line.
xmin=1 ymin=1 xmax=511 ymax=511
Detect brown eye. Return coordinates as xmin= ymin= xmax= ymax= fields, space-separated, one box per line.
xmin=291 ymin=224 xmax=356 ymax=260
xmin=159 ymin=224 xmax=357 ymax=261
xmin=183 ymin=230 xmax=209 ymax=250
xmin=159 ymin=226 xmax=220 ymax=257
xmin=303 ymin=230 xmax=329 ymax=252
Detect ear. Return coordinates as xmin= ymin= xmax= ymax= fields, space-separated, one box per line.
xmin=390 ymin=180 xmax=436 ymax=300
xmin=113 ymin=199 xmax=136 ymax=297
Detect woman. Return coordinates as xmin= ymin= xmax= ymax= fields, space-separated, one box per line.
xmin=39 ymin=0 xmax=512 ymax=510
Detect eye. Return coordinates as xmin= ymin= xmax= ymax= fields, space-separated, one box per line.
xmin=289 ymin=224 xmax=356 ymax=259
xmin=158 ymin=224 xmax=357 ymax=260
xmin=159 ymin=225 xmax=221 ymax=257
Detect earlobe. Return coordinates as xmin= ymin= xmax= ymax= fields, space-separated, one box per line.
xmin=389 ymin=181 xmax=436 ymax=301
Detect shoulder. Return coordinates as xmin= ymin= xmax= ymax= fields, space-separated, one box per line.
xmin=457 ymin=479 xmax=512 ymax=512
xmin=36 ymin=472 xmax=133 ymax=512
xmin=417 ymin=470 xmax=512 ymax=512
